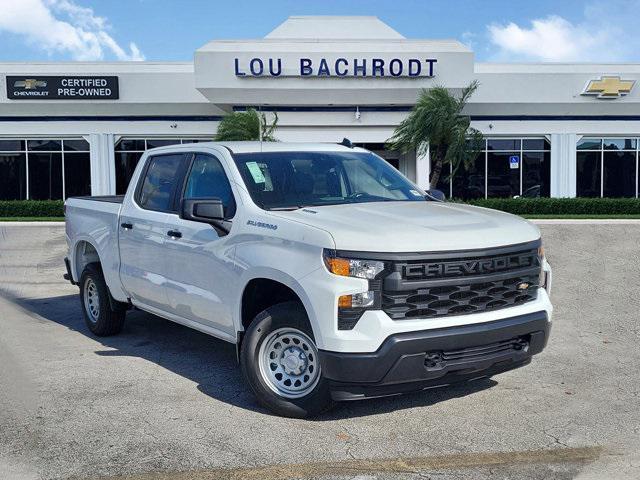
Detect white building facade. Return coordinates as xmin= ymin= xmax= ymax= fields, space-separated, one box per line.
xmin=1 ymin=16 xmax=640 ymax=200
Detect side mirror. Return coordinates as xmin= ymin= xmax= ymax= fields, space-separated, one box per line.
xmin=181 ymin=198 xmax=225 ymax=222
xmin=425 ymin=189 xmax=446 ymax=202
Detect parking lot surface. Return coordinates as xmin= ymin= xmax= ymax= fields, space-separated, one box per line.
xmin=0 ymin=222 xmax=639 ymax=480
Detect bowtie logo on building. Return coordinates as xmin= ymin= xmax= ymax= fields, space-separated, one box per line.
xmin=583 ymin=76 xmax=635 ymax=99
xmin=14 ymin=79 xmax=47 ymax=90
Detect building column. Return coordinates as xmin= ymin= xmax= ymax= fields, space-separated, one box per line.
xmin=550 ymin=133 xmax=578 ymax=198
xmin=87 ymin=133 xmax=116 ymax=195
xmin=415 ymin=143 xmax=430 ymax=190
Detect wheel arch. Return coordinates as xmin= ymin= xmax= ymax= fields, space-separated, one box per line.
xmin=73 ymin=238 xmax=101 ymax=281
xmin=236 ymin=269 xmax=319 ymax=341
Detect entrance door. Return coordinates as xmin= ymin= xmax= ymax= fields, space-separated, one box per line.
xmin=162 ymin=152 xmax=238 ymax=337
xmin=119 ymin=152 xmax=188 ymax=310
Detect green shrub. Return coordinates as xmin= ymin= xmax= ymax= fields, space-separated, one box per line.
xmin=457 ymin=197 xmax=640 ymax=215
xmin=0 ymin=200 xmax=64 ymax=217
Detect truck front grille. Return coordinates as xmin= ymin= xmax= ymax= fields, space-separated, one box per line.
xmin=378 ymin=241 xmax=541 ymax=321
xmin=382 ymin=274 xmax=539 ymax=320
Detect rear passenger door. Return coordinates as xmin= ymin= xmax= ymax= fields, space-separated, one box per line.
xmin=162 ymin=152 xmax=239 ymax=337
xmin=118 ymin=152 xmax=189 ymax=311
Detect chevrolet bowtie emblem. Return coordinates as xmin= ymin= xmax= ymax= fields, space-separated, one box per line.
xmin=583 ymin=76 xmax=635 ymax=99
xmin=14 ymin=79 xmax=47 ymax=90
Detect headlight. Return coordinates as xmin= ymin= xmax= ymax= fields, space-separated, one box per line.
xmin=323 ymin=251 xmax=385 ymax=280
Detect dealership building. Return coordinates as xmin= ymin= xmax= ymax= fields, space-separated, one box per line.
xmin=1 ymin=15 xmax=640 ymax=200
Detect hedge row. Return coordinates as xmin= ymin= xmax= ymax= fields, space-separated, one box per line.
xmin=0 ymin=200 xmax=65 ymax=217
xmin=1 ymin=198 xmax=640 ymax=218
xmin=459 ymin=197 xmax=640 ymax=215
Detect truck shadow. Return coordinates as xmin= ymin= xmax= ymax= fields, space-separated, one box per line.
xmin=6 ymin=290 xmax=498 ymax=420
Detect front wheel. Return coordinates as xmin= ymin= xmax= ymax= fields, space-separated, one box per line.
xmin=240 ymin=301 xmax=332 ymax=418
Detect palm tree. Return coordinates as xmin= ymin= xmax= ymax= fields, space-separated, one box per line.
xmin=214 ymin=108 xmax=278 ymax=141
xmin=387 ymin=80 xmax=483 ymax=189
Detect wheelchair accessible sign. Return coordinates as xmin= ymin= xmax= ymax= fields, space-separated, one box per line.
xmin=509 ymin=155 xmax=520 ymax=169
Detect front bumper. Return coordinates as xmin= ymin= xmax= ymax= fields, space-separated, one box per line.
xmin=319 ymin=310 xmax=550 ymax=401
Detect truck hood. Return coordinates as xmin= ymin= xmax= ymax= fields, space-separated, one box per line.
xmin=273 ymin=201 xmax=540 ymax=252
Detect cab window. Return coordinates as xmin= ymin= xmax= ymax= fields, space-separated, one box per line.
xmin=137 ymin=153 xmax=185 ymax=212
xmin=184 ymin=153 xmax=236 ymax=218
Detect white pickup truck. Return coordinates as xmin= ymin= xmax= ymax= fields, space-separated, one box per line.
xmin=65 ymin=141 xmax=552 ymax=417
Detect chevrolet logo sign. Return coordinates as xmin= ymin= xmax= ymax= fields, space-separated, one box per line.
xmin=583 ymin=76 xmax=635 ymax=99
xmin=14 ymin=79 xmax=47 ymax=90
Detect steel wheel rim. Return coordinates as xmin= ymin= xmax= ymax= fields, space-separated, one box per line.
xmin=83 ymin=278 xmax=100 ymax=323
xmin=258 ymin=327 xmax=321 ymax=399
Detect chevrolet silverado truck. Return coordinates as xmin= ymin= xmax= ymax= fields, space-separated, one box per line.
xmin=64 ymin=141 xmax=552 ymax=418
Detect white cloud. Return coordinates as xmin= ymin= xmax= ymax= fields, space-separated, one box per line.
xmin=0 ymin=0 xmax=145 ymax=61
xmin=487 ymin=1 xmax=640 ymax=62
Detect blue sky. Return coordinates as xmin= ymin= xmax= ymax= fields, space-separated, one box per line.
xmin=0 ymin=0 xmax=639 ymax=62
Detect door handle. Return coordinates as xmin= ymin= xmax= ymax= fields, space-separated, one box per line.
xmin=167 ymin=230 xmax=182 ymax=239
xmin=121 ymin=222 xmax=133 ymax=230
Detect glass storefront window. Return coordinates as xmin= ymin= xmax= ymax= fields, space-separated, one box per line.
xmin=522 ymin=152 xmax=551 ymax=198
xmin=63 ymin=139 xmax=90 ymax=151
xmin=27 ymin=139 xmax=63 ymax=151
xmin=522 ymin=139 xmax=551 ymax=151
xmin=115 ymin=152 xmax=145 ymax=194
xmin=451 ymin=153 xmax=485 ymax=199
xmin=64 ymin=152 xmax=91 ymax=198
xmin=436 ymin=138 xmax=550 ymax=199
xmin=603 ymin=138 xmax=636 ymax=151
xmin=576 ymin=152 xmax=601 ymax=197
xmin=487 ymin=139 xmax=520 ymax=151
xmin=487 ymin=152 xmax=520 ymax=198
xmin=0 ymin=153 xmax=27 ymax=200
xmin=603 ymin=151 xmax=636 ymax=197
xmin=0 ymin=140 xmax=25 ymax=151
xmin=576 ymin=137 xmax=638 ymax=198
xmin=28 ymin=152 xmax=63 ymax=200
xmin=577 ymin=138 xmax=602 ymax=150
xmin=0 ymin=138 xmax=90 ymax=200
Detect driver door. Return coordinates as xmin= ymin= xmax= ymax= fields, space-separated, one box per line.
xmin=162 ymin=152 xmax=239 ymax=337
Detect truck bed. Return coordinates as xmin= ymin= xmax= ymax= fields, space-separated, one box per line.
xmin=65 ymin=195 xmax=124 ymax=291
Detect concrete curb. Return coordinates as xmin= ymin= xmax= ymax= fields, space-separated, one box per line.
xmin=530 ymin=219 xmax=640 ymax=224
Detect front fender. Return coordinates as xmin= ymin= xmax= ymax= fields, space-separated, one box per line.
xmin=234 ymin=267 xmax=322 ymax=341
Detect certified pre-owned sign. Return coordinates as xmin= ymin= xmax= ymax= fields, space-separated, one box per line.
xmin=6 ymin=76 xmax=119 ymax=100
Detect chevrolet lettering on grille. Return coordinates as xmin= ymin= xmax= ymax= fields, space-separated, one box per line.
xmin=403 ymin=253 xmax=536 ymax=279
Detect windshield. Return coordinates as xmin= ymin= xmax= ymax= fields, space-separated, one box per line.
xmin=233 ymin=151 xmax=426 ymax=210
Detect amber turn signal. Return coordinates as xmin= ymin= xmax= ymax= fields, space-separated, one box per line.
xmin=326 ymin=257 xmax=351 ymax=277
xmin=338 ymin=295 xmax=352 ymax=308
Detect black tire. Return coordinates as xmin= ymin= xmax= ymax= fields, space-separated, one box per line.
xmin=240 ymin=301 xmax=333 ymax=418
xmin=79 ymin=263 xmax=125 ymax=336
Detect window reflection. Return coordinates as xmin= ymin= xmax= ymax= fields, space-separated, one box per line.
xmin=603 ymin=151 xmax=636 ymax=197
xmin=576 ymin=152 xmax=601 ymax=197
xmin=0 ymin=153 xmax=27 ymax=200
xmin=0 ymin=138 xmax=90 ymax=200
xmin=576 ymin=138 xmax=638 ymax=198
xmin=435 ymin=138 xmax=551 ymax=199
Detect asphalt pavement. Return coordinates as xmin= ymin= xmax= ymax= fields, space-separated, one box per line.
xmin=0 ymin=222 xmax=638 ymax=480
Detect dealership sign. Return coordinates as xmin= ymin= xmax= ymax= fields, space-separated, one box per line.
xmin=6 ymin=76 xmax=119 ymax=100
xmin=234 ymin=57 xmax=437 ymax=78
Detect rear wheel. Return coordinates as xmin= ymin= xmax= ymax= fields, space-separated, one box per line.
xmin=79 ymin=263 xmax=125 ymax=336
xmin=241 ymin=301 xmax=332 ymax=418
